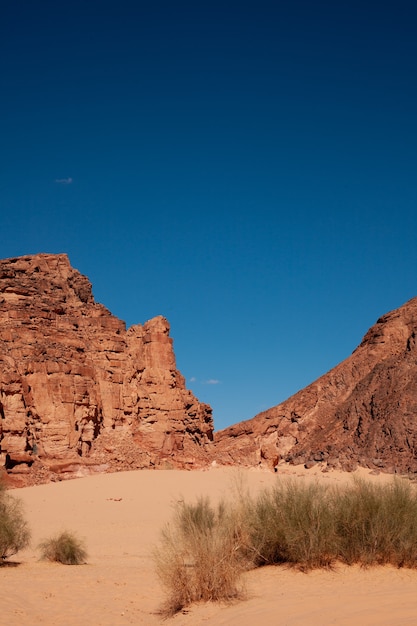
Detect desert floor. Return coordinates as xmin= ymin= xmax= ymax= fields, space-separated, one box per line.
xmin=2 ymin=465 xmax=417 ymax=625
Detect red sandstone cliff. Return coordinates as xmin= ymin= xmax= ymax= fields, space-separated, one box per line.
xmin=2 ymin=253 xmax=417 ymax=483
xmin=0 ymin=254 xmax=213 ymax=484
xmin=215 ymin=296 xmax=417 ymax=474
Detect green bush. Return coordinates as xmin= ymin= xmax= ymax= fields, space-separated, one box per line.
xmin=335 ymin=478 xmax=417 ymax=567
xmin=39 ymin=530 xmax=87 ymax=565
xmin=245 ymin=478 xmax=417 ymax=570
xmin=245 ymin=480 xmax=337 ymax=569
xmin=0 ymin=482 xmax=31 ymax=561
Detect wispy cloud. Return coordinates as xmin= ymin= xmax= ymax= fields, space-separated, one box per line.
xmin=55 ymin=177 xmax=73 ymax=184
xmin=188 ymin=377 xmax=221 ymax=385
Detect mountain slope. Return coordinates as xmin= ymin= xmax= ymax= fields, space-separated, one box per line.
xmin=215 ymin=297 xmax=417 ymax=473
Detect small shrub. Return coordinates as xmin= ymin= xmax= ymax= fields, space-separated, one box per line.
xmin=335 ymin=478 xmax=417 ymax=567
xmin=245 ymin=480 xmax=337 ymax=569
xmin=0 ymin=483 xmax=31 ymax=561
xmin=39 ymin=531 xmax=87 ymax=565
xmin=154 ymin=496 xmax=248 ymax=616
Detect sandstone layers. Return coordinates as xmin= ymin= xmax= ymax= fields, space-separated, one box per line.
xmin=2 ymin=253 xmax=417 ymax=484
xmin=0 ymin=254 xmax=213 ymax=483
xmin=215 ymin=296 xmax=417 ymax=473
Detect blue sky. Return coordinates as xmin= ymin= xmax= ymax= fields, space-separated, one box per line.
xmin=1 ymin=1 xmax=416 ymax=430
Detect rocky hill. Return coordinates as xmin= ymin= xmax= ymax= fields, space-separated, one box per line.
xmin=214 ymin=296 xmax=417 ymax=474
xmin=0 ymin=254 xmax=213 ymax=484
xmin=2 ymin=253 xmax=416 ymax=484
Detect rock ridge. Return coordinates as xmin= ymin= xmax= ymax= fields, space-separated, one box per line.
xmin=214 ymin=296 xmax=417 ymax=474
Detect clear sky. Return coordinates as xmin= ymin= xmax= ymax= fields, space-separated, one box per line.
xmin=1 ymin=1 xmax=416 ymax=431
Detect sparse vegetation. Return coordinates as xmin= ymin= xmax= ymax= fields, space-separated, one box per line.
xmin=155 ymin=478 xmax=417 ymax=614
xmin=245 ymin=480 xmax=338 ymax=569
xmin=154 ymin=496 xmax=249 ymax=616
xmin=39 ymin=530 xmax=87 ymax=565
xmin=0 ymin=480 xmax=31 ymax=561
xmin=335 ymin=478 xmax=417 ymax=567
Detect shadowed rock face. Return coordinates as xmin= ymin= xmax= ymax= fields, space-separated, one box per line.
xmin=0 ymin=254 xmax=213 ymax=484
xmin=214 ymin=297 xmax=417 ymax=474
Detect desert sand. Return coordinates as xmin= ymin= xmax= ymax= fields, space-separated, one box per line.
xmin=2 ymin=465 xmax=417 ymax=625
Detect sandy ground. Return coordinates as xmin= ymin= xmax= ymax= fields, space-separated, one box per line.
xmin=2 ymin=465 xmax=417 ymax=625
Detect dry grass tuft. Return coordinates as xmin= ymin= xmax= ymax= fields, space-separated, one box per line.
xmin=39 ymin=530 xmax=87 ymax=565
xmin=154 ymin=496 xmax=249 ymax=616
xmin=245 ymin=479 xmax=337 ymax=569
xmin=335 ymin=477 xmax=417 ymax=567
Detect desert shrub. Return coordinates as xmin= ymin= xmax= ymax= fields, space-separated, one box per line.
xmin=244 ymin=480 xmax=338 ymax=569
xmin=154 ymin=496 xmax=249 ymax=616
xmin=39 ymin=530 xmax=87 ymax=565
xmin=155 ymin=478 xmax=417 ymax=614
xmin=246 ymin=478 xmax=417 ymax=569
xmin=0 ymin=484 xmax=31 ymax=561
xmin=335 ymin=478 xmax=417 ymax=567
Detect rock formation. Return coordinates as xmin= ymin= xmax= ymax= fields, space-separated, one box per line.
xmin=0 ymin=254 xmax=213 ymax=484
xmin=2 ymin=252 xmax=417 ymax=484
xmin=215 ymin=296 xmax=417 ymax=474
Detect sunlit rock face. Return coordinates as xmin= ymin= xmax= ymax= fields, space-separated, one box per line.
xmin=214 ymin=296 xmax=417 ymax=475
xmin=4 ymin=253 xmax=416 ymax=484
xmin=0 ymin=253 xmax=213 ymax=484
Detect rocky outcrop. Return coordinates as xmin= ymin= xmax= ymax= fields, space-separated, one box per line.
xmin=0 ymin=254 xmax=213 ymax=484
xmin=214 ymin=297 xmax=417 ymax=474
xmin=3 ymin=253 xmax=416 ymax=483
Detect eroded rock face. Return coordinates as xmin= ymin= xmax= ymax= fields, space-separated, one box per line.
xmin=215 ymin=297 xmax=417 ymax=474
xmin=0 ymin=254 xmax=213 ymax=484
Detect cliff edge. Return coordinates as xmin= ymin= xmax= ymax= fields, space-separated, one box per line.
xmin=0 ymin=254 xmax=213 ymax=484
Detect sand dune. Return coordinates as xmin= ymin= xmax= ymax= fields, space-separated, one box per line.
xmin=2 ymin=466 xmax=417 ymax=625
